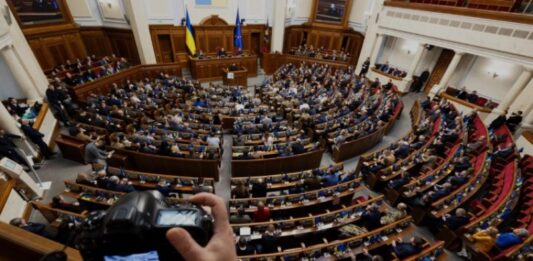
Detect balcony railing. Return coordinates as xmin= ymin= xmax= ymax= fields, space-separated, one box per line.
xmin=389 ymin=0 xmax=532 ymax=14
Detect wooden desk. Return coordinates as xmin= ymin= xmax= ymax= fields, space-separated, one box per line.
xmin=55 ymin=134 xmax=87 ymax=164
xmin=222 ymin=67 xmax=248 ymax=87
xmin=189 ymin=55 xmax=257 ymax=82
xmin=0 ymin=221 xmax=82 ymax=261
xmin=231 ymin=149 xmax=325 ymax=177
xmin=109 ymin=148 xmax=220 ymax=181
xmin=71 ymin=64 xmax=182 ymax=102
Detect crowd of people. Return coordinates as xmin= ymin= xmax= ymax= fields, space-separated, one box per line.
xmin=46 ymin=54 xmax=130 ymax=88
xmin=374 ymin=61 xmax=407 ymax=78
xmin=451 ymin=86 xmax=499 ymax=109
xmin=289 ymin=45 xmax=351 ymax=62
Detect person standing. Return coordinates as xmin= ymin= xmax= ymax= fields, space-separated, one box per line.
xmin=20 ymin=120 xmax=56 ymax=159
xmin=85 ymin=138 xmax=113 ymax=171
xmin=45 ymin=84 xmax=70 ymax=125
xmin=360 ymin=57 xmax=370 ymax=77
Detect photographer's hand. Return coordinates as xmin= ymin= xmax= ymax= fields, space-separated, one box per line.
xmin=167 ymin=193 xmax=237 ymax=261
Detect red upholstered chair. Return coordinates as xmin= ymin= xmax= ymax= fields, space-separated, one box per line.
xmin=475 ymin=97 xmax=487 ymax=107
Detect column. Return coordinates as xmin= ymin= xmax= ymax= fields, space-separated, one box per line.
xmin=0 ymin=102 xmax=23 ymax=136
xmin=1 ymin=46 xmax=41 ymax=100
xmin=435 ymin=51 xmax=463 ymax=94
xmin=369 ymin=33 xmax=385 ymax=65
xmin=523 ymin=107 xmax=533 ymax=128
xmin=123 ymin=0 xmax=157 ymax=64
xmin=271 ymin=0 xmax=287 ymax=53
xmin=493 ymin=67 xmax=532 ymax=114
xmin=404 ymin=43 xmax=425 ymax=80
xmin=3 ymin=1 xmax=48 ymax=96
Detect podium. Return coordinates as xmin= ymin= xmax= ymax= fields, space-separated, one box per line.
xmin=223 ymin=67 xmax=248 ymax=87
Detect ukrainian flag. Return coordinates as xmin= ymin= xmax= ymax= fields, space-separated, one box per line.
xmin=185 ymin=9 xmax=196 ymax=55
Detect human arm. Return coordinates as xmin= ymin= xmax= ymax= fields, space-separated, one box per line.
xmin=166 ymin=193 xmax=237 ymax=261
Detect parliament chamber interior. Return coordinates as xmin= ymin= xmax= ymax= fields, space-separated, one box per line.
xmin=0 ymin=0 xmax=532 ymax=260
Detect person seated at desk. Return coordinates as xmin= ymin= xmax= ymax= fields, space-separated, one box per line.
xmin=156 ymin=179 xmax=174 ymax=197
xmin=259 ymin=224 xmax=281 ymax=253
xmin=51 ymin=195 xmax=85 ymax=213
xmin=251 ymin=178 xmax=267 ymax=198
xmin=360 ymin=204 xmax=383 ymax=230
xmin=68 ymin=125 xmax=93 ymax=142
xmin=496 ymin=228 xmax=529 ymax=249
xmin=442 ymin=208 xmax=470 ymax=230
xmin=236 ymin=237 xmax=256 ymax=256
xmin=506 ymin=111 xmax=523 ymax=133
xmin=381 ymin=203 xmax=407 ymax=225
xmin=232 ymin=180 xmax=250 ymax=199
xmin=217 ymin=47 xmax=227 ymax=57
xmin=466 ymin=90 xmax=479 ymax=104
xmin=10 ymin=218 xmax=53 ymax=239
xmin=291 ymin=139 xmax=306 ymax=155
xmin=108 ymin=175 xmax=135 ymax=193
xmin=303 ymin=172 xmax=322 ymax=191
xmin=206 ymin=132 xmax=221 ymax=148
xmin=76 ymin=172 xmax=97 ymax=186
xmin=253 ymin=201 xmax=271 ymax=222
xmin=195 ymin=49 xmax=204 ymax=59
xmin=234 ymin=47 xmax=243 ymax=56
xmin=228 ymin=63 xmax=239 ymax=71
xmin=465 ymin=226 xmax=498 ymax=255
xmin=322 ymin=170 xmax=341 ymax=186
xmin=6 ymin=97 xmax=31 ymax=117
xmin=421 ymin=182 xmax=452 ymax=205
xmin=391 ymin=236 xmax=425 ymax=259
xmin=388 ymin=172 xmax=410 ymax=190
xmin=230 ymin=205 xmax=252 ymax=224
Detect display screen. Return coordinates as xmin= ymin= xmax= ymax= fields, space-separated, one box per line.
xmin=104 ymin=251 xmax=159 ymax=261
xmin=156 ymin=209 xmax=196 ymax=226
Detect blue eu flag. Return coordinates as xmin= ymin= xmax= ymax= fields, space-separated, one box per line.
xmin=234 ymin=9 xmax=243 ymax=49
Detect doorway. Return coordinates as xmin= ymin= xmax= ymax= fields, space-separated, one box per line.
xmin=158 ymin=35 xmax=174 ymax=63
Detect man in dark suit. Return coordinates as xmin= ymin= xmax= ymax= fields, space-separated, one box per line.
xmin=5 ymin=98 xmax=28 ymax=117
xmin=46 ymin=84 xmax=70 ymax=125
xmin=20 ymin=120 xmax=56 ymax=159
xmin=360 ymin=204 xmax=382 ymax=230
xmin=10 ymin=218 xmax=53 ymax=239
xmin=229 ymin=63 xmax=239 ymax=71
xmin=506 ymin=111 xmax=523 ymax=133
xmin=443 ymin=208 xmax=470 ymax=230
xmin=251 ymin=178 xmax=267 ymax=197
xmin=0 ymin=129 xmax=29 ymax=167
xmin=392 ymin=236 xmax=424 ymax=259
xmin=489 ymin=113 xmax=507 ymax=130
xmin=359 ymin=57 xmax=370 ymax=77
xmin=218 ymin=47 xmax=227 ymax=57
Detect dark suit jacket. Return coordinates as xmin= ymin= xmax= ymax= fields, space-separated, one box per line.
xmin=21 ymin=125 xmax=44 ymax=143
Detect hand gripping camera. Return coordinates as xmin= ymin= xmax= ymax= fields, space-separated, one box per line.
xmin=75 ymin=190 xmax=213 ymax=261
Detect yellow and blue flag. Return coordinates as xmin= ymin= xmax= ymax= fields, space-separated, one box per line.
xmin=185 ymin=9 xmax=196 ymax=55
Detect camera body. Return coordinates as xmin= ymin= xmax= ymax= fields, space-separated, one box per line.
xmin=76 ymin=190 xmax=213 ymax=261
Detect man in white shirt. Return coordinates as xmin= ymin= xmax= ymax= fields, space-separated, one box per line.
xmin=206 ymin=133 xmax=221 ymax=148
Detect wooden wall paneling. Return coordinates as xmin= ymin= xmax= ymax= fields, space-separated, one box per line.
xmin=105 ymin=28 xmax=141 ymax=65
xmin=80 ymin=28 xmax=113 ymax=58
xmin=283 ymin=25 xmax=365 ymax=64
xmin=65 ymin=33 xmax=87 ymax=59
xmin=424 ymin=49 xmax=455 ymax=93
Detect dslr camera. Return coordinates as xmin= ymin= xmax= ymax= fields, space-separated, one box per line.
xmin=75 ymin=190 xmax=213 ymax=261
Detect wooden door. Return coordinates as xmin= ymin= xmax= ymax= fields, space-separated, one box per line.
xmin=424 ymin=49 xmax=455 ymax=94
xmin=158 ymin=35 xmax=174 ymax=63
xmin=250 ymin=32 xmax=261 ymax=55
